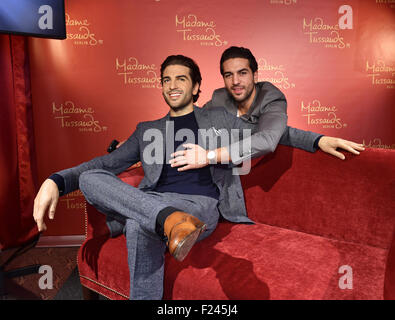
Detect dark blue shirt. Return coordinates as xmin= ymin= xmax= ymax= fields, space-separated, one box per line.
xmin=154 ymin=111 xmax=219 ymax=200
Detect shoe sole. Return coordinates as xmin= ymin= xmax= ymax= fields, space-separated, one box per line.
xmin=172 ymin=224 xmax=206 ymax=262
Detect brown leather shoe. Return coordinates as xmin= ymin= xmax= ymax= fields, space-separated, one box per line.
xmin=164 ymin=211 xmax=206 ymax=262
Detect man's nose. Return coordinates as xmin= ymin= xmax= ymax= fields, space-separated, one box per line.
xmin=169 ymin=79 xmax=177 ymax=90
xmin=232 ymin=74 xmax=240 ymax=85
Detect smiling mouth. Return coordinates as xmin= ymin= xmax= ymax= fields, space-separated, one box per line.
xmin=232 ymin=86 xmax=244 ymax=94
xmin=169 ymin=91 xmax=182 ymax=99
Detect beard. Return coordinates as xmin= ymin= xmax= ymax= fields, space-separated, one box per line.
xmin=163 ymin=91 xmax=194 ymax=112
xmin=231 ymin=84 xmax=255 ymax=103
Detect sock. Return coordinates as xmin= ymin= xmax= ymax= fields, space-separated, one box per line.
xmin=155 ymin=206 xmax=180 ymax=240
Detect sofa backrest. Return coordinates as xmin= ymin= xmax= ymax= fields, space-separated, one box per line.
xmin=241 ymin=145 xmax=395 ymax=249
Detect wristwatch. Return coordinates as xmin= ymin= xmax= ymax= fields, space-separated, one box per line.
xmin=207 ymin=150 xmax=216 ymax=164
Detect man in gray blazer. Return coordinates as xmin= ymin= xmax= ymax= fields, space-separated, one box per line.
xmin=33 ymin=55 xmax=263 ymax=299
xmin=199 ymin=46 xmax=365 ymax=163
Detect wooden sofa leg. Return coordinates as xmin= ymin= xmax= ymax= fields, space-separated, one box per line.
xmin=82 ymin=285 xmax=100 ymax=300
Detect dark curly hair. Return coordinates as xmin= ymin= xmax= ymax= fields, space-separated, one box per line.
xmin=220 ymin=46 xmax=258 ymax=75
xmin=160 ymin=55 xmax=202 ymax=102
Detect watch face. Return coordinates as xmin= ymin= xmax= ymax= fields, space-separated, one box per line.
xmin=207 ymin=151 xmax=216 ymax=160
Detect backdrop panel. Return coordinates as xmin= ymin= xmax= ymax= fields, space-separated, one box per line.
xmin=28 ymin=0 xmax=395 ymax=238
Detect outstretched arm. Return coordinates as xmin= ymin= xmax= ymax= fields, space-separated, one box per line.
xmin=170 ymin=134 xmax=366 ymax=172
xmin=280 ymin=126 xmax=365 ymax=159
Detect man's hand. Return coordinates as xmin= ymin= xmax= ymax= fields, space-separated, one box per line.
xmin=33 ymin=179 xmax=60 ymax=232
xmin=169 ymin=143 xmax=209 ymax=171
xmin=318 ymin=136 xmax=365 ymax=160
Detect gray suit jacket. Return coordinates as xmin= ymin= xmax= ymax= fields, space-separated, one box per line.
xmin=204 ymin=81 xmax=322 ymax=163
xmin=57 ymin=106 xmax=258 ymax=224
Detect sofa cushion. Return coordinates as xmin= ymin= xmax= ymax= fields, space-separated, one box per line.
xmin=78 ymin=221 xmax=387 ymax=300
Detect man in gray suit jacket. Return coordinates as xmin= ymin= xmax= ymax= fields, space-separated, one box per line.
xmin=199 ymin=46 xmax=365 ymax=163
xmin=33 ymin=55 xmax=265 ymax=299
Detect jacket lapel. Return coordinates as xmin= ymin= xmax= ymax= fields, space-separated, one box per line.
xmin=144 ymin=114 xmax=169 ymax=185
xmin=193 ymin=105 xmax=212 ymax=131
xmin=193 ymin=106 xmax=219 ymax=179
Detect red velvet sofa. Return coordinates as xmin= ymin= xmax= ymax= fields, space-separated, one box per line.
xmin=77 ymin=145 xmax=395 ymax=300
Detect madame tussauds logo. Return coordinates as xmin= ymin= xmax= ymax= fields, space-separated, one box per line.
xmin=115 ymin=57 xmax=161 ymax=89
xmin=175 ymin=14 xmax=228 ymax=47
xmin=303 ymin=17 xmax=348 ymax=49
xmin=363 ymin=138 xmax=395 ymax=149
xmin=366 ymin=60 xmax=395 ymax=89
xmin=61 ymin=190 xmax=85 ymax=210
xmin=257 ymin=58 xmax=295 ymax=90
xmin=301 ymin=99 xmax=347 ymax=129
xmin=302 ymin=6 xmax=353 ymax=49
xmin=52 ymin=101 xmax=107 ymax=133
xmin=270 ymin=0 xmax=297 ymax=5
xmin=375 ymin=0 xmax=395 ymax=8
xmin=65 ymin=13 xmax=103 ymax=46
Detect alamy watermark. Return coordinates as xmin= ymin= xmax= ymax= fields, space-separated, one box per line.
xmin=38 ymin=265 xmax=53 ymax=290
xmin=338 ymin=265 xmax=353 ymax=290
xmin=142 ymin=123 xmax=252 ymax=175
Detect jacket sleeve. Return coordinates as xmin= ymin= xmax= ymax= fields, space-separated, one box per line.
xmin=206 ymin=85 xmax=322 ymax=161
xmin=279 ymin=126 xmax=323 ymax=153
xmin=54 ymin=124 xmax=141 ymax=195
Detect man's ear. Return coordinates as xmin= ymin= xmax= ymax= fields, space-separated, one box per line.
xmin=192 ymin=83 xmax=200 ymax=95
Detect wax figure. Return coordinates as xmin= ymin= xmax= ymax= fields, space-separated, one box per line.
xmin=32 ymin=55 xmax=266 ymax=299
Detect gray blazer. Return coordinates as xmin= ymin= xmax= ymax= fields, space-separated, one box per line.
xmin=204 ymin=81 xmax=322 ymax=163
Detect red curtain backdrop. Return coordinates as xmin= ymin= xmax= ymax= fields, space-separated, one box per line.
xmin=22 ymin=0 xmax=395 ymax=239
xmin=0 ymin=35 xmax=38 ymax=249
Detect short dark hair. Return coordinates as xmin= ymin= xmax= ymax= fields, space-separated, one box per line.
xmin=220 ymin=46 xmax=258 ymax=75
xmin=160 ymin=55 xmax=202 ymax=102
